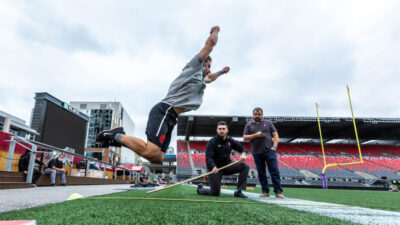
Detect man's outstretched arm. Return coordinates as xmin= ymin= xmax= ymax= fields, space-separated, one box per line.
xmin=204 ymin=66 xmax=230 ymax=83
xmin=199 ymin=26 xmax=220 ymax=61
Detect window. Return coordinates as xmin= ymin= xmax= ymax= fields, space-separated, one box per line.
xmin=86 ymin=109 xmax=113 ymax=148
xmin=0 ymin=116 xmax=4 ymax=131
xmin=80 ymin=104 xmax=87 ymax=109
xmin=85 ymin=151 xmax=103 ymax=161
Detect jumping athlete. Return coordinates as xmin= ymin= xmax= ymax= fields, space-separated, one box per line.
xmin=96 ymin=26 xmax=230 ymax=163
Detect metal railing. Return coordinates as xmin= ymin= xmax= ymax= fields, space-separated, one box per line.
xmin=4 ymin=135 xmax=137 ymax=184
xmin=185 ymin=141 xmax=197 ymax=176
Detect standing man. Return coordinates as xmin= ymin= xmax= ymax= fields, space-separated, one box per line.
xmin=96 ymin=26 xmax=230 ymax=164
xmin=44 ymin=154 xmax=67 ymax=186
xmin=197 ymin=121 xmax=249 ymax=198
xmin=243 ymin=107 xmax=284 ymax=198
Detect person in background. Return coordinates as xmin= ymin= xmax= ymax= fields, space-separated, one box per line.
xmin=44 ymin=154 xmax=67 ymax=186
xmin=197 ymin=121 xmax=249 ymax=198
xmin=18 ymin=150 xmax=46 ymax=186
xmin=243 ymin=107 xmax=284 ymax=198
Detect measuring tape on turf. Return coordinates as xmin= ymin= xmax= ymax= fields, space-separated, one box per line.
xmin=88 ymin=196 xmax=353 ymax=208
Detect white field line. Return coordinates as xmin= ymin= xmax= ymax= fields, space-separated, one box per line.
xmin=220 ymin=189 xmax=400 ymax=225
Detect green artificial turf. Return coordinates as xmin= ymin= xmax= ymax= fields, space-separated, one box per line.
xmin=0 ymin=186 xmax=356 ymax=225
xmin=230 ymin=186 xmax=400 ymax=212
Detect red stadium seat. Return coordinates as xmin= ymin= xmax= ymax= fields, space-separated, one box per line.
xmin=177 ymin=140 xmax=400 ymax=179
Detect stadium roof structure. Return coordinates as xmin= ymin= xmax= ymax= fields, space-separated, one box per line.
xmin=177 ymin=115 xmax=400 ymax=144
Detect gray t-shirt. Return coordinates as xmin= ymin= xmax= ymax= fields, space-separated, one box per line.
xmin=243 ymin=120 xmax=277 ymax=154
xmin=161 ymin=54 xmax=206 ymax=112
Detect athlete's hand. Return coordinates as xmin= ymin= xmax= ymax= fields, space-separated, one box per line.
xmin=210 ymin=26 xmax=220 ymax=34
xmin=211 ymin=167 xmax=219 ymax=174
xmin=221 ymin=67 xmax=230 ymax=74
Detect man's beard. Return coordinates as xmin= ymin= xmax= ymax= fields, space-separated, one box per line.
xmin=254 ymin=117 xmax=261 ymax=122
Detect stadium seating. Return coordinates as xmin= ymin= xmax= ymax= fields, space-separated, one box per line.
xmin=177 ymin=140 xmax=188 ymax=152
xmin=191 ymin=153 xmax=206 ymax=169
xmin=332 ymin=145 xmax=360 ymax=156
xmin=177 ymin=140 xmax=400 ymax=182
xmin=188 ymin=140 xmax=254 ymax=153
xmin=325 ymin=156 xmax=400 ymax=179
xmin=188 ymin=141 xmax=207 ymax=152
xmin=209 ymin=153 xmax=305 ymax=178
xmin=369 ymin=157 xmax=400 ymax=172
xmin=362 ymin=145 xmax=400 ymax=156
xmin=293 ymin=144 xmax=321 ymax=154
xmin=276 ymin=144 xmax=305 ymax=155
xmin=279 ymin=155 xmax=362 ymax=179
xmin=176 ymin=141 xmax=192 ymax=175
xmin=317 ymin=144 xmax=400 ymax=157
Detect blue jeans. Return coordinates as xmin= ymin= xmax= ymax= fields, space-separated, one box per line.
xmin=253 ymin=150 xmax=283 ymax=194
xmin=44 ymin=168 xmax=66 ymax=184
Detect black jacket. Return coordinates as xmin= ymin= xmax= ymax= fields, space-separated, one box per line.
xmin=47 ymin=158 xmax=64 ymax=169
xmin=206 ymin=135 xmax=248 ymax=171
xmin=18 ymin=153 xmax=43 ymax=172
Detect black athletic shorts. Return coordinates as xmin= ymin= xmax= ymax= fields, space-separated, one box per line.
xmin=146 ymin=102 xmax=178 ymax=153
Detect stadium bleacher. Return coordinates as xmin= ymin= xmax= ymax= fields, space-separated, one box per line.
xmin=191 ymin=153 xmax=206 ymax=169
xmin=276 ymin=144 xmax=305 ymax=155
xmin=230 ymin=154 xmax=305 ymax=178
xmin=369 ymin=157 xmax=400 ymax=172
xmin=324 ymin=156 xmax=400 ymax=180
xmin=362 ymin=145 xmax=400 ymax=156
xmin=279 ymin=155 xmax=362 ymax=179
xmin=178 ymin=140 xmax=400 ymax=183
xmin=176 ymin=141 xmax=193 ymax=176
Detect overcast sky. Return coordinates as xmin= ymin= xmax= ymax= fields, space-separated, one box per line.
xmin=1 ymin=0 xmax=399 ymax=151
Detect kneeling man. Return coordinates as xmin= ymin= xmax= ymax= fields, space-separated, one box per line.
xmin=197 ymin=121 xmax=249 ymax=198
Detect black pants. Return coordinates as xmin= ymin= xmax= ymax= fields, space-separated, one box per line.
xmin=24 ymin=169 xmax=42 ymax=184
xmin=198 ymin=162 xmax=249 ymax=196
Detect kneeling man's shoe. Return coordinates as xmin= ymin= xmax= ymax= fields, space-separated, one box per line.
xmin=234 ymin=190 xmax=248 ymax=198
xmin=197 ymin=184 xmax=203 ymax=194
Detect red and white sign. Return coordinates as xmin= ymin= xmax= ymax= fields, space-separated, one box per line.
xmin=0 ymin=221 xmax=36 ymax=225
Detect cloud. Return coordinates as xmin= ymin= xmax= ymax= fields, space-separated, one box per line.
xmin=8 ymin=1 xmax=103 ymax=52
xmin=1 ymin=0 xmax=400 ymax=158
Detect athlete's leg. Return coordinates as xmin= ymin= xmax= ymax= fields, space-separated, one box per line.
xmin=96 ymin=102 xmax=175 ymax=164
xmin=119 ymin=136 xmax=165 ymax=163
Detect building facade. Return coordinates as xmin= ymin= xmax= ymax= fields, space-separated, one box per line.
xmin=30 ymin=93 xmax=89 ymax=155
xmin=0 ymin=110 xmax=38 ymax=140
xmin=69 ymin=101 xmax=138 ymax=164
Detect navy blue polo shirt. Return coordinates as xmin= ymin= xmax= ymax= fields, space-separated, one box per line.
xmin=243 ymin=120 xmax=277 ymax=154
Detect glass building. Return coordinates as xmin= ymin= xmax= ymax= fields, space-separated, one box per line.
xmin=87 ymin=109 xmax=113 ymax=148
xmin=69 ymin=101 xmax=136 ymax=164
